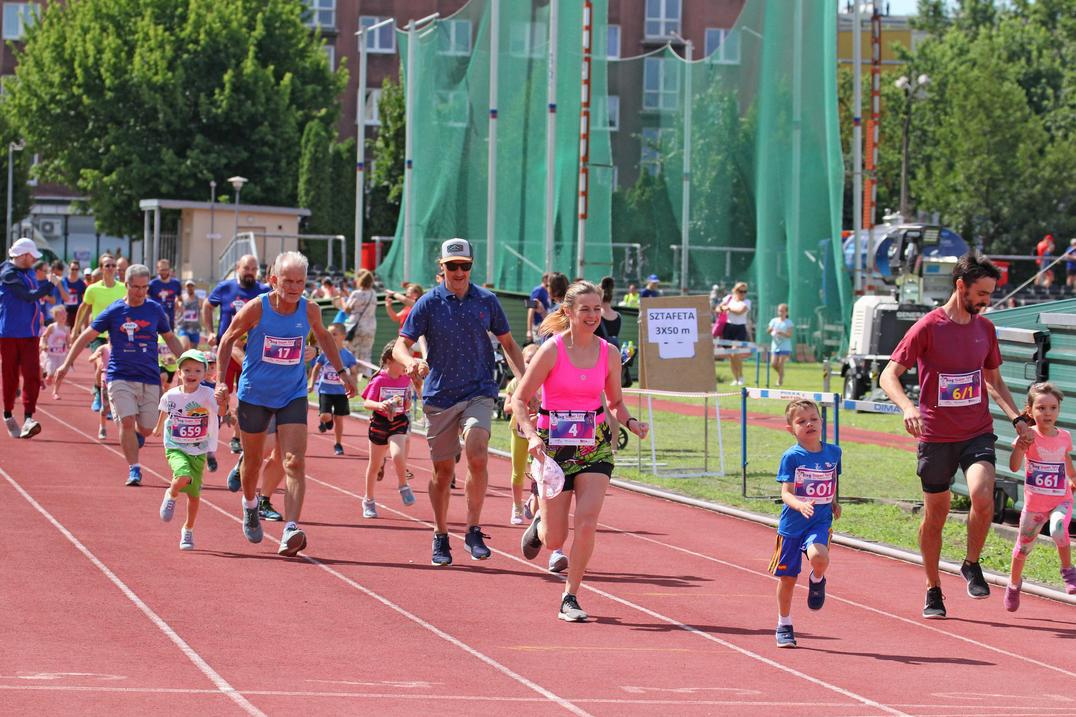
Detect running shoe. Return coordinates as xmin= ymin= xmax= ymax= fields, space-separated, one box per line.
xmin=206 ymin=452 xmax=217 ymax=473
xmin=522 ymin=514 xmax=543 ymax=560
xmin=523 ymin=498 xmax=534 ymax=521
xmin=806 ymin=574 xmax=827 ymax=611
xmin=227 ymin=455 xmax=243 ymax=492
xmin=20 ymin=418 xmax=41 ymax=439
xmin=464 ymin=526 xmax=491 ymax=560
xmin=558 ymin=593 xmax=588 ymax=622
xmin=91 ymin=391 xmax=102 ymax=413
xmin=258 ymin=495 xmax=282 ymax=521
xmin=432 ymin=533 xmax=452 ymax=566
xmin=180 ymin=530 xmax=194 ymax=551
xmin=961 ymin=560 xmax=991 ymax=599
xmin=363 ymin=499 xmax=378 ymax=519
xmin=511 ymin=504 xmax=525 ymax=525
xmin=160 ymin=492 xmax=176 ymax=522
xmin=1004 ymin=582 xmax=1020 ymax=612
xmin=923 ymin=586 xmax=946 ymax=619
xmin=399 ymin=484 xmax=416 ymax=506
xmin=548 ymin=549 xmax=568 ymax=573
xmin=229 ymin=436 xmax=242 ymax=454
xmin=97 ymin=427 xmax=106 ymax=440
xmin=1061 ymin=566 xmax=1076 ymax=595
xmin=278 ymin=526 xmax=306 ymax=556
xmin=318 ymin=420 xmax=328 ymax=433
xmin=775 ymin=624 xmax=797 ymax=647
xmin=405 ymin=470 xmax=415 ymax=481
xmin=334 ymin=443 xmax=344 ymax=456
xmin=5 ymin=415 xmax=20 ymax=438
xmin=243 ymin=505 xmax=263 ymax=543
xmin=126 ymin=466 xmax=142 ymax=487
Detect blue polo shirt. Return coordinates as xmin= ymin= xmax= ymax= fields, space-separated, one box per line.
xmin=91 ymin=298 xmax=172 ymax=385
xmin=207 ymin=279 xmax=270 ymax=339
xmin=529 ymin=285 xmax=550 ymax=328
xmin=400 ymin=282 xmax=511 ymax=408
xmin=149 ymin=277 xmax=183 ymax=327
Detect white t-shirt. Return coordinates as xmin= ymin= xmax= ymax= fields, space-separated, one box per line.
xmin=158 ymin=384 xmax=219 ymax=455
xmin=726 ymin=298 xmax=750 ymax=325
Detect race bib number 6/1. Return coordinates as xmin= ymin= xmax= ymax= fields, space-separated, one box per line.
xmin=261 ymin=336 xmax=303 ymax=365
xmin=548 ymin=410 xmax=597 ymax=447
xmin=1026 ymin=459 xmax=1067 ymax=496
xmin=938 ymin=370 xmax=982 ymax=407
xmin=793 ymin=466 xmax=835 ymax=504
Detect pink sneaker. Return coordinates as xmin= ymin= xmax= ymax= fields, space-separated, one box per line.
xmin=1004 ymin=582 xmax=1020 ymax=612
xmin=1061 ymin=566 xmax=1076 ymax=595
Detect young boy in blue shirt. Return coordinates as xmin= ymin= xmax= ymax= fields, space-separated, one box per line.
xmin=308 ymin=322 xmax=359 ymax=455
xmin=769 ymin=398 xmax=842 ymax=648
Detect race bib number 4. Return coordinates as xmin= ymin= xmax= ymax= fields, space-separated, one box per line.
xmin=793 ymin=466 xmax=835 ymax=504
xmin=938 ymin=370 xmax=982 ymax=407
xmin=1026 ymin=459 xmax=1067 ymax=496
xmin=548 ymin=410 xmax=597 ymax=447
xmin=261 ymin=336 xmax=303 ymax=365
xmin=170 ymin=415 xmax=209 ymax=443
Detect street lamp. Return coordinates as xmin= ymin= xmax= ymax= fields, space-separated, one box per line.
xmin=895 ymin=74 xmax=931 ymax=220
xmin=6 ymin=139 xmax=25 ymax=253
xmin=228 ymin=175 xmax=247 ymax=240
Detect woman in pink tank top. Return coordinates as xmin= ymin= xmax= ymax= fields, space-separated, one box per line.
xmin=511 ymin=281 xmax=649 ymax=622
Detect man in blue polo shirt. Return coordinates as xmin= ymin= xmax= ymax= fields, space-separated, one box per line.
xmin=149 ymin=259 xmax=183 ymax=329
xmin=526 ymin=272 xmax=551 ymax=343
xmin=58 ymin=263 xmax=184 ymax=486
xmin=394 ymin=239 xmax=526 ymax=566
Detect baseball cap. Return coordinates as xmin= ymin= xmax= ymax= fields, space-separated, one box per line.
xmin=177 ymin=349 xmax=209 ymax=368
xmin=647 ymin=274 xmax=660 ymax=283
xmin=440 ymin=239 xmax=473 ymax=262
xmin=83 ymin=268 xmax=92 ymax=276
xmin=184 ymin=279 xmax=196 ymax=286
xmin=8 ymin=237 xmax=41 ymax=259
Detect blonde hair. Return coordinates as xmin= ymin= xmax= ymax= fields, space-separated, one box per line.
xmin=733 ymin=281 xmax=748 ymax=294
xmin=50 ymin=304 xmax=66 ymax=318
xmin=1024 ymin=382 xmax=1064 ymax=422
xmin=357 ymin=269 xmax=374 ymax=290
xmin=785 ymin=398 xmax=820 ymax=424
xmin=538 ymin=280 xmax=601 ymax=338
xmin=777 ymin=303 xmax=788 ymax=313
xmin=521 ymin=342 xmax=540 ymax=360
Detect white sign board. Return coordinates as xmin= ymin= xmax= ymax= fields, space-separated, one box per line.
xmin=646 ymin=307 xmax=698 ymax=359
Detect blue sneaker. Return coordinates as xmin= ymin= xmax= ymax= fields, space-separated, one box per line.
xmin=334 ymin=443 xmax=344 ymax=456
xmin=126 ymin=466 xmax=142 ymax=486
xmin=136 ymin=433 xmax=145 ymax=449
xmin=91 ymin=391 xmax=101 ymax=413
xmin=399 ymin=484 xmax=416 ymax=506
xmin=548 ymin=549 xmax=568 ymax=573
xmin=227 ymin=456 xmax=242 ymax=492
xmin=206 ymin=452 xmax=217 ymax=472
xmin=464 ymin=526 xmax=491 ymax=560
xmin=776 ymin=624 xmax=796 ymax=647
xmin=258 ymin=495 xmax=282 ymax=521
xmin=807 ymin=575 xmax=826 ymax=611
xmin=432 ymin=533 xmax=452 ymax=566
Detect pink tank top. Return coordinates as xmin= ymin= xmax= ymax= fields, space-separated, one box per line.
xmin=537 ymin=334 xmax=609 ymax=429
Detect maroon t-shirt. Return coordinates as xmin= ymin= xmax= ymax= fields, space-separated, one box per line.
xmin=890 ymin=308 xmax=1001 ymax=443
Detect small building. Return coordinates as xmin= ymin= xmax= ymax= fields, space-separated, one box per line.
xmin=138 ymin=199 xmax=311 ymax=283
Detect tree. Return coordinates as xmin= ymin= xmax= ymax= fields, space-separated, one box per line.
xmin=6 ymin=0 xmax=347 ymax=238
xmin=298 ymin=118 xmax=333 ymax=237
xmin=367 ymin=75 xmax=405 ymax=241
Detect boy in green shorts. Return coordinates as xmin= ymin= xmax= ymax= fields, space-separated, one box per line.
xmin=152 ymin=350 xmax=226 ymax=550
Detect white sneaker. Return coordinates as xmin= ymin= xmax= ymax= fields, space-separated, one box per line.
xmin=180 ymin=530 xmax=194 ymax=551
xmin=20 ymin=417 xmax=41 ymax=439
xmin=4 ymin=415 xmax=20 ymax=438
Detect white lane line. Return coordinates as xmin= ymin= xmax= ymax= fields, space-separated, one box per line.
xmin=306 ymin=475 xmax=909 ymax=717
xmin=0 ymin=464 xmax=267 ymax=717
xmin=33 ymin=407 xmax=595 ymax=717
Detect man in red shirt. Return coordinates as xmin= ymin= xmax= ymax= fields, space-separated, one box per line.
xmin=880 ymin=253 xmax=1030 ymax=619
xmin=1036 ymin=235 xmax=1055 ymax=286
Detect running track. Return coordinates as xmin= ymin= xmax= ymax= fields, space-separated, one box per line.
xmin=2 ymin=376 xmax=1074 ymax=717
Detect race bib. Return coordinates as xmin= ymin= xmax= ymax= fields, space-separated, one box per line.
xmin=182 ymin=309 xmax=198 ymax=322
xmin=48 ymin=344 xmax=67 ymax=354
xmin=320 ymin=366 xmax=343 ymax=385
xmin=231 ymin=298 xmax=246 ymax=312
xmin=548 ymin=410 xmax=596 ymax=447
xmin=170 ymin=414 xmax=209 ymax=444
xmin=793 ymin=466 xmax=835 ymax=504
xmin=379 ymin=386 xmax=408 ymax=417
xmin=1026 ymin=459 xmax=1067 ymax=497
xmin=261 ymin=336 xmax=303 ymax=365
xmin=937 ymin=370 xmax=982 ymax=407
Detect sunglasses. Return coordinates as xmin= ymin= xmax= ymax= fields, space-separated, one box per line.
xmin=443 ymin=261 xmax=472 ymax=272
xmin=102 ymin=263 xmax=117 ymax=268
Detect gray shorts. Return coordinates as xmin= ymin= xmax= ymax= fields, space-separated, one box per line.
xmin=108 ymin=379 xmax=161 ymax=429
xmin=423 ymin=396 xmax=495 ymax=463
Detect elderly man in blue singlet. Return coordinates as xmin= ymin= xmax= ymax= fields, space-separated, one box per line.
xmin=216 ymin=252 xmax=357 ymax=556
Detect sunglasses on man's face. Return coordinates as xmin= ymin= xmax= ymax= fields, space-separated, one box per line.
xmin=443 ymin=261 xmax=472 ymax=272
xmin=102 ymin=263 xmax=117 ymax=268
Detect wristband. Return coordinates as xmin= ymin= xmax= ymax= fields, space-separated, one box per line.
xmin=1012 ymin=415 xmax=1030 ymax=428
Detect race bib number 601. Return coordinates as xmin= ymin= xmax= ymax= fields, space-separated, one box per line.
xmin=793 ymin=466 xmax=835 ymax=504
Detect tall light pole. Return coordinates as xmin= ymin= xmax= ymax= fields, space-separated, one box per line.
xmin=208 ymin=180 xmax=218 ymax=281
xmin=896 ymin=74 xmax=930 ymax=220
xmin=228 ymin=175 xmax=247 ymax=240
xmin=6 ymin=139 xmax=25 ymax=253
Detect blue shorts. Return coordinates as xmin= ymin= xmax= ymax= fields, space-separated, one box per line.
xmin=772 ymin=350 xmax=791 ymax=356
xmin=177 ymin=328 xmax=200 ymax=345
xmin=769 ymin=525 xmax=832 ymax=577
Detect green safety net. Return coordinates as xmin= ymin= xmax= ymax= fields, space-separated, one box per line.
xmin=380 ymin=0 xmax=850 ymax=349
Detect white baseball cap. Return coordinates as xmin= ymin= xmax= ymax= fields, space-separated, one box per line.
xmin=439 ymin=239 xmax=473 ymax=262
xmin=8 ymin=237 xmax=41 ymax=259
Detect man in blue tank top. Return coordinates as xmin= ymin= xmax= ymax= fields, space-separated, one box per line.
xmin=394 ymin=239 xmax=527 ymax=566
xmin=216 ymin=251 xmax=357 ymax=557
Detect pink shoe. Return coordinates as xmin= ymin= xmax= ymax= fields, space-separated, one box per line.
xmin=1004 ymin=582 xmax=1020 ymax=612
xmin=52 ymin=394 xmax=60 ymax=400
xmin=1061 ymin=566 xmax=1076 ymax=595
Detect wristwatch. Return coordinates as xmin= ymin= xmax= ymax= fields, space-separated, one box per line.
xmin=1012 ymin=415 xmax=1031 ymax=427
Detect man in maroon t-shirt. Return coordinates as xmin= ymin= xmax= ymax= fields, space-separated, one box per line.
xmin=880 ymin=252 xmax=1030 ymax=620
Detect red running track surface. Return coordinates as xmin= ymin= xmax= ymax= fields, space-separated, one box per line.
xmin=2 ymin=376 xmax=1075 ymax=717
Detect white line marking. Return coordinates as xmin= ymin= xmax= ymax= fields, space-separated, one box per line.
xmin=0 ymin=464 xmax=267 ymax=717
xmin=34 ymin=406 xmax=595 ymax=717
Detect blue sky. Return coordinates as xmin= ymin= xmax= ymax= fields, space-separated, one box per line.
xmin=887 ymin=0 xmax=919 ymax=15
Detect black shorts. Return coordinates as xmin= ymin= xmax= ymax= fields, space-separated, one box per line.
xmin=916 ymin=432 xmax=996 ymax=494
xmin=319 ymin=393 xmax=351 ymax=417
xmin=561 ymin=462 xmax=613 ymax=492
xmin=237 ymin=396 xmax=308 ymax=434
xmin=723 ymin=323 xmax=748 ymax=342
xmin=368 ymin=412 xmax=410 ymax=445
xmin=160 ymin=367 xmax=175 ymax=382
